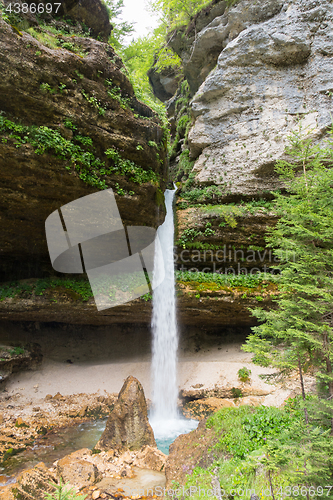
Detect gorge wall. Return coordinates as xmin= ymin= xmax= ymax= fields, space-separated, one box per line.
xmin=157 ymin=0 xmax=333 ymax=278
xmin=0 ymin=0 xmax=167 ymax=283
xmin=1 ymin=0 xmax=333 ymax=329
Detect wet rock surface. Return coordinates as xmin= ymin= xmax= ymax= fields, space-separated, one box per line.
xmin=97 ymin=377 xmax=156 ymax=452
xmin=0 ymin=391 xmax=116 ymax=465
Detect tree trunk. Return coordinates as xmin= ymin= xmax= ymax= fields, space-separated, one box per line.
xmin=323 ymin=333 xmax=333 ymax=435
xmin=298 ymin=356 xmax=309 ymax=425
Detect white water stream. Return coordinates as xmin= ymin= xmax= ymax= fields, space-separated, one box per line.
xmin=150 ymin=188 xmax=197 ymax=445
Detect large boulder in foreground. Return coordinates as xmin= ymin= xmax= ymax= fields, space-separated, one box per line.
xmin=96 ymin=376 xmax=156 ymax=451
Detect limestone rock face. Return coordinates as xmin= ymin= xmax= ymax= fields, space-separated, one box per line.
xmin=148 ymin=66 xmax=182 ymax=102
xmin=96 ymin=376 xmax=156 ymax=451
xmin=170 ymin=0 xmax=284 ymax=94
xmin=185 ymin=0 xmax=333 ymax=199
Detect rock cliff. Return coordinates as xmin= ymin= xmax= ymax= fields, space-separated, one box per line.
xmin=159 ymin=0 xmax=333 ymax=281
xmin=0 ymin=3 xmax=167 ymax=282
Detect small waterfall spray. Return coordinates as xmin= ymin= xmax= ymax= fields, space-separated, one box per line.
xmin=150 ymin=188 xmax=197 ymax=444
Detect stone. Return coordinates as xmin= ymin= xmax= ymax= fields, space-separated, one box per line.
xmin=1 ymin=463 xmax=56 ymax=500
xmin=92 ymin=490 xmax=101 ymax=500
xmin=53 ymin=393 xmax=65 ymax=401
xmin=132 ymin=446 xmax=167 ymax=472
xmin=15 ymin=417 xmax=29 ymax=428
xmin=0 ymin=18 xmax=166 ymax=284
xmin=57 ymin=451 xmax=101 ymax=490
xmin=185 ymin=0 xmax=333 ymax=200
xmin=96 ymin=376 xmax=156 ymax=451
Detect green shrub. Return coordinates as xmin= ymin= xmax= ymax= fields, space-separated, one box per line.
xmin=238 ymin=366 xmax=251 ymax=382
xmin=44 ymin=479 xmax=87 ymax=500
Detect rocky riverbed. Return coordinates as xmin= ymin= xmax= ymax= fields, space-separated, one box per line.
xmin=0 ymin=321 xmax=316 ymax=499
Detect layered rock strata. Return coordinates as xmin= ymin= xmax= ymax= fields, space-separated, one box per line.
xmin=0 ymin=13 xmax=167 ymax=282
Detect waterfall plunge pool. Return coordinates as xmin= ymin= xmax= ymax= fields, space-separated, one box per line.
xmin=150 ymin=416 xmax=198 ymax=454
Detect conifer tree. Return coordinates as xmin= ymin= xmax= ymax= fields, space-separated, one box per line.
xmin=243 ymin=121 xmax=333 ymax=433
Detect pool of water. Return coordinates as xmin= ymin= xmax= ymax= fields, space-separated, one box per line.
xmin=0 ymin=415 xmax=198 ymax=484
xmin=0 ymin=419 xmax=107 ymax=478
xmin=150 ymin=416 xmax=199 ymax=454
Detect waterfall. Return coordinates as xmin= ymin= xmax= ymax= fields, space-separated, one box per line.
xmin=149 ymin=189 xmax=198 ymax=448
xmin=151 ymin=188 xmax=178 ymax=421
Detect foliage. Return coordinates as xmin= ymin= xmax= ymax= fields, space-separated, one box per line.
xmin=81 ymin=90 xmax=107 ymax=115
xmin=105 ymin=147 xmax=159 ymax=184
xmin=185 ymin=403 xmax=333 ymax=498
xmin=180 ymin=185 xmax=229 ymax=203
xmin=44 ymin=479 xmax=87 ymax=500
xmin=120 ymin=34 xmax=170 ymax=138
xmin=105 ymin=79 xmax=131 ymax=109
xmin=176 ymin=222 xmax=215 ymax=247
xmin=0 ymin=278 xmax=93 ymax=302
xmin=148 ymin=0 xmax=211 ymax=32
xmin=103 ymin=0 xmax=134 ymax=49
xmin=0 ymin=113 xmax=158 ymax=194
xmin=242 ymin=121 xmax=333 ymax=432
xmin=238 ymin=366 xmax=251 ymax=382
xmin=9 ymin=346 xmax=25 ymax=356
xmin=176 ymin=270 xmax=275 ymax=289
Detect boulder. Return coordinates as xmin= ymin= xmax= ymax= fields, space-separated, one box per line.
xmin=133 ymin=445 xmax=167 ymax=472
xmin=57 ymin=450 xmax=101 ymax=490
xmin=0 ymin=463 xmax=56 ymax=500
xmin=96 ymin=376 xmax=156 ymax=451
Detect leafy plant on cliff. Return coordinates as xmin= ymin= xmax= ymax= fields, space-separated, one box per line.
xmin=0 ymin=113 xmax=159 ymax=193
xmin=105 ymin=147 xmax=159 ymax=184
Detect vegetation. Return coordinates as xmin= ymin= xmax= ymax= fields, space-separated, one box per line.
xmin=0 ymin=278 xmax=93 ymax=302
xmin=44 ymin=479 xmax=87 ymax=500
xmin=184 ymin=401 xmax=333 ymax=498
xmin=0 ymin=113 xmax=159 ymax=194
xmin=237 ymin=366 xmax=251 ymax=382
xmin=0 ymin=274 xmax=155 ymax=303
xmin=242 ymin=122 xmax=333 ymax=433
xmin=176 ymin=222 xmax=215 ymax=247
xmin=176 ymin=270 xmax=276 ymax=289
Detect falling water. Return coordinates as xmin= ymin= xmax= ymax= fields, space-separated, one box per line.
xmin=150 ymin=188 xmax=197 ymax=446
xmin=151 ymin=188 xmax=178 ymax=420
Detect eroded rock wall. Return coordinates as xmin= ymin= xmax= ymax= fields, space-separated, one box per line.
xmin=0 ymin=11 xmax=167 ymax=281
xmin=167 ymin=0 xmax=333 ymax=278
xmin=188 ymin=0 xmax=333 ymax=196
